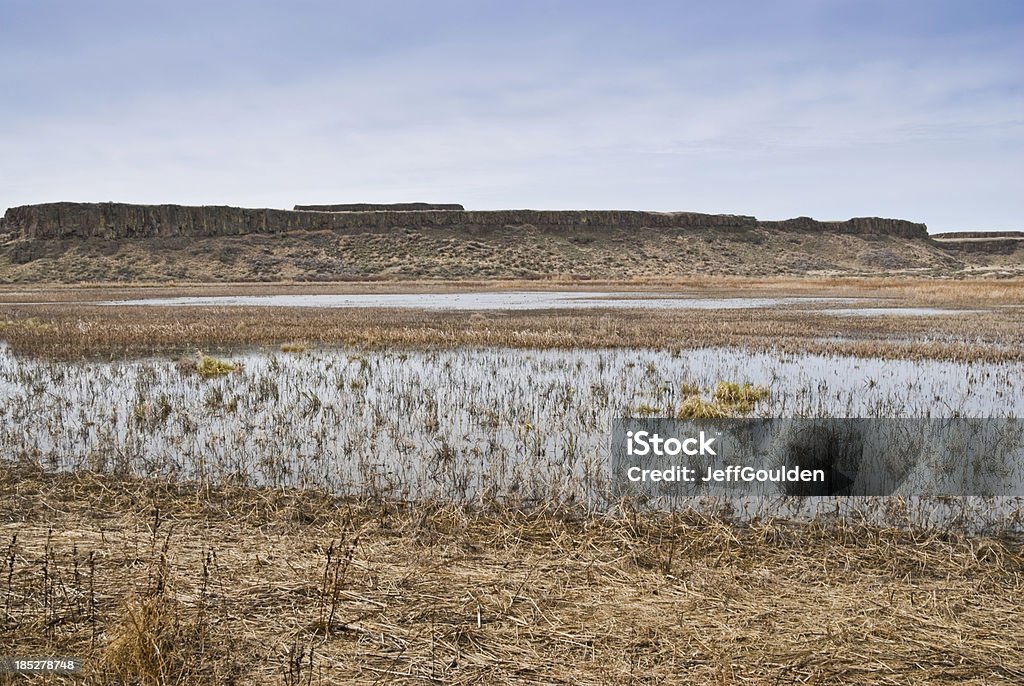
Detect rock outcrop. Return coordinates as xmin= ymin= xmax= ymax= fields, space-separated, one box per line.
xmin=0 ymin=202 xmax=930 ymax=241
xmin=760 ymin=216 xmax=929 ymax=239
xmin=932 ymin=231 xmax=1024 ymax=239
xmin=294 ymin=203 xmax=466 ymax=211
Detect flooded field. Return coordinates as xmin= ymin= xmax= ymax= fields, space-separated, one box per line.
xmin=3 ymin=279 xmax=1024 ymax=531
xmin=5 ymin=280 xmax=1022 ymax=364
xmin=3 ymin=344 xmax=1022 ymax=527
xmin=4 ymin=282 xmax=1024 ymax=685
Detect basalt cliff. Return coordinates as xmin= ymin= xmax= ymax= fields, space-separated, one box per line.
xmin=2 ymin=202 xmax=926 ymax=241
xmin=0 ymin=202 xmax=1018 ymax=282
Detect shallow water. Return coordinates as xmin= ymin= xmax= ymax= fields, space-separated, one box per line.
xmin=828 ymin=307 xmax=986 ymax=317
xmin=2 ymin=344 xmax=1021 ymax=521
xmin=96 ymin=291 xmax=997 ymax=317
xmin=102 ymin=291 xmax=861 ymax=310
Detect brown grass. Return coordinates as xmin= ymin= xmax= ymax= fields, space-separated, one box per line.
xmin=1 ymin=294 xmax=1021 ymax=362
xmin=2 ymin=278 xmax=1022 ymax=364
xmin=674 ymin=381 xmax=771 ymax=418
xmin=676 ymin=396 xmax=733 ymax=418
xmin=2 ymin=465 xmax=1023 ymax=685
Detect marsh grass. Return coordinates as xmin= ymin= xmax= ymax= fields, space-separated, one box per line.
xmin=2 ymin=468 xmax=1024 ymax=685
xmin=676 ymin=396 xmax=734 ymax=419
xmin=674 ymin=380 xmax=771 ymax=418
xmin=102 ymin=556 xmax=180 ymax=685
xmin=192 ymin=354 xmax=240 ymax=378
xmin=2 ymin=278 xmax=1023 ymax=683
xmin=1 ymin=345 xmax=1021 ymax=506
xmin=2 ymin=276 xmax=1024 ymax=304
xmin=712 ymin=380 xmax=771 ymax=412
xmin=1 ymin=279 xmax=1023 ymax=363
xmin=679 ymin=380 xmax=702 ymax=397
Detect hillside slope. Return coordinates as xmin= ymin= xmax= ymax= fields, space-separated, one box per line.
xmin=1 ymin=202 xmax=1019 ymax=282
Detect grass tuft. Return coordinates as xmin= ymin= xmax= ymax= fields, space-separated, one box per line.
xmin=675 ymin=380 xmax=770 ymax=418
xmin=713 ymin=381 xmax=770 ymax=412
xmin=102 ymin=590 xmax=179 ymax=686
xmin=192 ymin=353 xmax=240 ymax=378
xmin=676 ymin=396 xmax=734 ymax=419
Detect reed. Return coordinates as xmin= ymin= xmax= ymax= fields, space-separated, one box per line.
xmin=2 ymin=467 xmax=1022 ymax=685
xmin=0 ymin=303 xmax=1021 ymax=364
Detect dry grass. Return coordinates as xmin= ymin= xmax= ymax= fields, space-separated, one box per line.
xmin=674 ymin=381 xmax=770 ymax=418
xmin=1 ymin=298 xmax=1020 ymax=362
xmin=2 ymin=465 xmax=1023 ymax=685
xmin=712 ymin=381 xmax=771 ymax=412
xmin=2 ymin=276 xmax=1015 ymax=364
xmin=676 ymin=396 xmax=734 ymax=419
xmin=192 ymin=353 xmax=240 ymax=378
xmin=2 ymin=278 xmax=1022 ymax=362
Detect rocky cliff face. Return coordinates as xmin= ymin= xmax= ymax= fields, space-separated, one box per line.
xmin=760 ymin=216 xmax=930 ymax=239
xmin=932 ymin=231 xmax=1024 ymax=239
xmin=0 ymin=202 xmax=930 ymax=241
xmin=294 ymin=203 xmax=466 ymax=211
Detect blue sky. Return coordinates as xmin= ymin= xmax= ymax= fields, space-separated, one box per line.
xmin=1 ymin=1 xmax=1021 ymax=231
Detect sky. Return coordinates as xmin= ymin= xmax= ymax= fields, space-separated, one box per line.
xmin=1 ymin=1 xmax=1021 ymax=232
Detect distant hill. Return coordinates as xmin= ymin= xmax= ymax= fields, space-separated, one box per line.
xmin=0 ymin=202 xmax=1020 ymax=282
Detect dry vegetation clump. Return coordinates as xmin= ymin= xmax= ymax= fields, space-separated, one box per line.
xmin=100 ymin=546 xmax=240 ymax=686
xmin=675 ymin=380 xmax=770 ymax=418
xmin=195 ymin=354 xmax=239 ymax=378
xmin=676 ymin=396 xmax=733 ymax=419
xmin=102 ymin=589 xmax=182 ymax=686
xmin=280 ymin=341 xmax=309 ymax=353
xmin=712 ymin=380 xmax=771 ymax=412
xmin=174 ymin=352 xmax=241 ymax=378
xmin=4 ymin=465 xmax=1023 ymax=685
